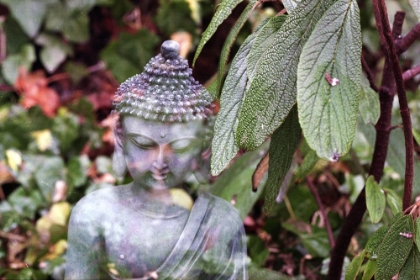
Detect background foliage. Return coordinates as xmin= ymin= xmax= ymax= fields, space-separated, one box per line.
xmin=0 ymin=0 xmax=420 ymax=279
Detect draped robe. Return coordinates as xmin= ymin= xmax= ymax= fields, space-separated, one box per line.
xmin=65 ymin=187 xmax=248 ymax=280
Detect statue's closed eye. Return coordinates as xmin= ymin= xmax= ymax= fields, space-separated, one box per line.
xmin=129 ymin=136 xmax=157 ymax=149
xmin=170 ymin=139 xmax=196 ymax=153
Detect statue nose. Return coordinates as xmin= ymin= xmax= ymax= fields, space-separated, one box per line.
xmin=152 ymin=146 xmax=169 ymax=171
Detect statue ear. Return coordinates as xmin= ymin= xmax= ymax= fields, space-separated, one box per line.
xmin=192 ymin=147 xmax=212 ymax=184
xmin=112 ymin=114 xmax=127 ymax=178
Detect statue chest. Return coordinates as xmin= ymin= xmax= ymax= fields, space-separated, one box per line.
xmin=100 ymin=208 xmax=190 ymax=278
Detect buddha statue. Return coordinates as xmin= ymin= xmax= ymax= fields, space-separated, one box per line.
xmin=65 ymin=40 xmax=248 ymax=280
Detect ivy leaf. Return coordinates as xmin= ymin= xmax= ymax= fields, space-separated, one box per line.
xmin=297 ymin=0 xmax=362 ymax=161
xmin=45 ymin=2 xmax=90 ymax=43
xmin=247 ymin=15 xmax=287 ymax=81
xmin=263 ymin=106 xmax=301 ymax=213
xmin=345 ymin=250 xmax=365 ymax=280
xmin=408 ymin=0 xmax=420 ymax=20
xmin=399 ymin=247 xmax=420 ymax=279
xmin=366 ymin=175 xmax=386 ymax=223
xmin=35 ymin=33 xmax=73 ymax=73
xmin=359 ymin=75 xmax=380 ymax=125
xmin=1 ymin=44 xmax=36 ymax=84
xmin=0 ymin=0 xmax=56 ymax=38
xmin=376 ymin=215 xmax=414 ymax=280
xmin=34 ymin=157 xmax=65 ymax=203
xmin=236 ymin=0 xmax=334 ymax=151
xmin=155 ymin=0 xmax=197 ymax=38
xmin=211 ymin=30 xmax=257 ymax=176
xmin=217 ymin=0 xmax=257 ymax=96
xmin=193 ymin=0 xmax=244 ymax=65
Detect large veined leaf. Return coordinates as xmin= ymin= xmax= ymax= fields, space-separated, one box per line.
xmin=376 ymin=215 xmax=414 ymax=279
xmin=282 ymin=0 xmax=302 ymax=13
xmin=345 ymin=250 xmax=365 ymax=280
xmin=217 ymin=0 xmax=257 ymax=96
xmin=408 ymin=0 xmax=420 ymax=21
xmin=297 ymin=0 xmax=362 ymax=161
xmin=399 ymin=248 xmax=420 ymax=279
xmin=211 ymin=24 xmax=263 ymax=176
xmin=236 ymin=0 xmax=335 ymax=151
xmin=263 ymin=106 xmax=301 ymax=213
xmin=247 ymin=15 xmax=287 ymax=81
xmin=193 ymin=0 xmax=244 ymax=65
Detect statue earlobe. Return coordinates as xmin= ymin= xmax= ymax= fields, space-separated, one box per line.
xmin=112 ymin=112 xmax=127 ymax=178
xmin=192 ymin=147 xmax=212 ymax=184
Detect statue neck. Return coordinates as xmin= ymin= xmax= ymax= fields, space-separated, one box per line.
xmin=126 ymin=183 xmax=189 ymax=219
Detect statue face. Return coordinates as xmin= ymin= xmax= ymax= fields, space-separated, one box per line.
xmin=121 ymin=116 xmax=205 ymax=190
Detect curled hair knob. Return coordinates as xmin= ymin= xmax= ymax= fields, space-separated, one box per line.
xmin=161 ymin=40 xmax=180 ymax=59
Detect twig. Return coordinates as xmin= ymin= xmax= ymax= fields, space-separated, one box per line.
xmin=403 ymin=65 xmax=420 ymax=81
xmin=0 ymin=230 xmax=26 ymax=242
xmin=361 ymin=56 xmax=379 ymax=92
xmin=374 ymin=0 xmax=414 ymax=210
xmin=306 ymin=177 xmax=335 ymax=248
xmin=396 ymin=23 xmax=420 ymax=54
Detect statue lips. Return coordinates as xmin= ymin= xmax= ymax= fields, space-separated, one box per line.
xmin=151 ymin=162 xmax=169 ymax=181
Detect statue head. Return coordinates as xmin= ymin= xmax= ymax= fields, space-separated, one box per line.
xmin=112 ymin=40 xmax=215 ymax=190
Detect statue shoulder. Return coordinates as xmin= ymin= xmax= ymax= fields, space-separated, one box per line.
xmin=70 ymin=187 xmax=121 ymax=223
xmin=199 ymin=192 xmax=243 ymax=225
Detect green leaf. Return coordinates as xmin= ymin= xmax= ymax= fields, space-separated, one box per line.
xmin=413 ymin=129 xmax=420 ymax=145
xmin=384 ymin=188 xmax=402 ymax=215
xmin=282 ymin=222 xmax=331 ymax=258
xmin=211 ymin=31 xmax=257 ymax=176
xmin=155 ymin=0 xmax=197 ymax=38
xmin=408 ymin=0 xmax=420 ymax=20
xmin=416 ymin=219 xmax=420 ymax=253
xmin=388 ymin=128 xmax=420 ymax=197
xmin=295 ymin=148 xmax=319 ymax=181
xmin=248 ymin=264 xmax=291 ymax=280
xmin=51 ymin=110 xmax=79 ymax=154
xmin=345 ymin=250 xmax=365 ymax=280
xmin=236 ymin=0 xmax=334 ymax=151
xmin=263 ymin=106 xmax=301 ymax=213
xmin=45 ymin=2 xmax=90 ymax=43
xmin=248 ymin=236 xmax=270 ymax=266
xmin=399 ymin=247 xmax=420 ymax=280
xmin=366 ymin=175 xmax=386 ymax=223
xmin=210 ymin=141 xmax=269 ymax=219
xmin=66 ymin=156 xmax=89 ymax=188
xmin=34 ymin=157 xmax=65 ymax=203
xmin=0 ymin=0 xmax=56 ymax=37
xmin=1 ymin=44 xmax=36 ymax=84
xmin=359 ymin=75 xmax=380 ymax=125
xmin=377 ymin=215 xmax=414 ymax=280
xmin=3 ymin=17 xmax=30 ymax=55
xmin=100 ymin=30 xmax=159 ymax=82
xmin=282 ymin=0 xmax=302 ymax=12
xmin=297 ymin=0 xmax=362 ymax=161
xmin=193 ymin=0 xmax=244 ymax=65
xmin=247 ymin=15 xmax=287 ymax=81
xmin=35 ymin=33 xmax=73 ymax=73
xmin=8 ymin=187 xmax=44 ymax=219
xmin=217 ymin=0 xmax=257 ymax=95
xmin=362 ymin=258 xmax=376 ymax=280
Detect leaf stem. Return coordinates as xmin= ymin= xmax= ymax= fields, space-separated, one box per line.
xmin=373 ymin=0 xmax=414 ymax=210
xmin=327 ymin=10 xmax=405 ymax=280
xmin=403 ymin=65 xmax=420 ymax=81
xmin=306 ymin=176 xmax=335 ymax=248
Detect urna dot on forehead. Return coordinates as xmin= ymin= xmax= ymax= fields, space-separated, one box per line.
xmin=113 ymin=40 xmax=215 ymax=123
